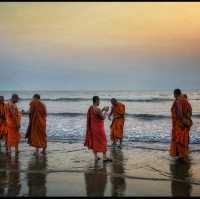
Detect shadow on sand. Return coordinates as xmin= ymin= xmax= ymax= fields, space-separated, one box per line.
xmin=26 ymin=154 xmax=47 ymax=196
xmin=84 ymin=147 xmax=126 ymax=196
xmin=110 ymin=147 xmax=126 ymax=196
xmin=84 ymin=159 xmax=107 ymax=197
xmin=170 ymin=158 xmax=192 ymax=197
xmin=0 ymin=151 xmax=21 ymax=196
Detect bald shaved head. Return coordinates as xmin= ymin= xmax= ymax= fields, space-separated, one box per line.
xmin=11 ymin=94 xmax=19 ymax=103
xmin=111 ymin=98 xmax=117 ymax=105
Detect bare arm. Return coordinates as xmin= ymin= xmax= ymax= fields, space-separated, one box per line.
xmin=108 ymin=107 xmax=113 ymax=121
xmin=96 ymin=107 xmax=108 ymax=120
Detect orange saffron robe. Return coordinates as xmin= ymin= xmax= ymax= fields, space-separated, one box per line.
xmin=26 ymin=100 xmax=47 ymax=148
xmin=84 ymin=106 xmax=107 ymax=153
xmin=6 ymin=102 xmax=21 ymax=147
xmin=0 ymin=103 xmax=7 ymax=139
xmin=110 ymin=102 xmax=125 ymax=142
xmin=170 ymin=95 xmax=192 ymax=159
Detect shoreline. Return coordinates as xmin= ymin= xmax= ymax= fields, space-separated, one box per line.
xmin=0 ymin=141 xmax=200 ymax=196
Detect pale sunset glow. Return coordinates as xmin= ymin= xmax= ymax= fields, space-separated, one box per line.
xmin=0 ymin=2 xmax=200 ymax=90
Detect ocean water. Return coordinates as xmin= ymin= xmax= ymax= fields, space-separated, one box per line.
xmin=1 ymin=90 xmax=200 ymax=145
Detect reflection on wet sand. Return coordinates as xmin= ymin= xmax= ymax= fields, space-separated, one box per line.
xmin=7 ymin=154 xmax=21 ymax=196
xmin=84 ymin=161 xmax=107 ymax=197
xmin=27 ymin=154 xmax=47 ymax=197
xmin=0 ymin=152 xmax=21 ymax=196
xmin=170 ymin=158 xmax=192 ymax=197
xmin=0 ymin=151 xmax=8 ymax=196
xmin=110 ymin=147 xmax=126 ymax=196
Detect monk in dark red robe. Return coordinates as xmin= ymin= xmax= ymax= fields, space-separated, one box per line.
xmin=84 ymin=96 xmax=112 ymax=162
xmin=108 ymin=98 xmax=125 ymax=147
xmin=6 ymin=94 xmax=21 ymax=154
xmin=26 ymin=94 xmax=47 ymax=154
xmin=0 ymin=96 xmax=8 ymax=149
xmin=170 ymin=89 xmax=193 ymax=161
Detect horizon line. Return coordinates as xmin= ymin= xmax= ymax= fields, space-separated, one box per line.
xmin=0 ymin=88 xmax=200 ymax=92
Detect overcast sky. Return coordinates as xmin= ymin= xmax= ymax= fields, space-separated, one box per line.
xmin=0 ymin=2 xmax=200 ymax=90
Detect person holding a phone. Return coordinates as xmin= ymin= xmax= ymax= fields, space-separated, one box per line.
xmin=84 ymin=96 xmax=112 ymax=162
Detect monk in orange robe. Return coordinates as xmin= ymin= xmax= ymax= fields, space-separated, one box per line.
xmin=84 ymin=96 xmax=112 ymax=162
xmin=170 ymin=89 xmax=193 ymax=161
xmin=6 ymin=94 xmax=21 ymax=154
xmin=108 ymin=98 xmax=125 ymax=147
xmin=0 ymin=96 xmax=8 ymax=148
xmin=26 ymin=94 xmax=47 ymax=154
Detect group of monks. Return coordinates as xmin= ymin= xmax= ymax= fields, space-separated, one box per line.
xmin=84 ymin=88 xmax=193 ymax=163
xmin=0 ymin=94 xmax=47 ymax=155
xmin=84 ymin=96 xmax=126 ymax=161
xmin=0 ymin=88 xmax=193 ymax=163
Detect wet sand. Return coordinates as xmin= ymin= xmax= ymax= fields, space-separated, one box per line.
xmin=0 ymin=141 xmax=200 ymax=197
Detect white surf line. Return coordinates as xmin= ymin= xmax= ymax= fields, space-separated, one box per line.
xmin=19 ymin=139 xmax=200 ymax=152
xmin=4 ymin=140 xmax=199 ymax=154
xmin=110 ymin=145 xmax=200 ymax=153
xmin=114 ymin=145 xmax=168 ymax=151
xmin=0 ymin=169 xmax=200 ymax=185
xmin=46 ymin=148 xmax=87 ymax=153
xmin=146 ymin=166 xmax=173 ymax=178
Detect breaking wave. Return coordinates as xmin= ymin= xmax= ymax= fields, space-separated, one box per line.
xmin=19 ymin=97 xmax=173 ymax=103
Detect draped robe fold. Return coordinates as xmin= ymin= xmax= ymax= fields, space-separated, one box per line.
xmin=170 ymin=95 xmax=192 ymax=160
xmin=110 ymin=102 xmax=125 ymax=143
xmin=0 ymin=103 xmax=7 ymax=139
xmin=26 ymin=100 xmax=47 ymax=148
xmin=6 ymin=102 xmax=21 ymax=147
xmin=84 ymin=106 xmax=107 ymax=153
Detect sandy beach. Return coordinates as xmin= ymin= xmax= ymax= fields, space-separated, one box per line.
xmin=0 ymin=141 xmax=199 ymax=197
xmin=1 ymin=1 xmax=200 ymax=197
